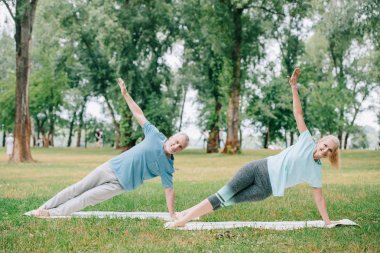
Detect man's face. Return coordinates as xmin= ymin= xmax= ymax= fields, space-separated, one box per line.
xmin=164 ymin=134 xmax=188 ymax=154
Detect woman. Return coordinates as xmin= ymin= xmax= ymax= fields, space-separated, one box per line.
xmin=167 ymin=68 xmax=340 ymax=228
xmin=33 ymin=78 xmax=189 ymax=218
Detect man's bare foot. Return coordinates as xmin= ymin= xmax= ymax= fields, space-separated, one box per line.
xmin=32 ymin=209 xmax=50 ymax=217
xmin=289 ymin=68 xmax=301 ymax=86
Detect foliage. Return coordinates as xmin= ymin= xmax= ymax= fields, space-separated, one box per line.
xmin=1 ymin=0 xmax=379 ymax=151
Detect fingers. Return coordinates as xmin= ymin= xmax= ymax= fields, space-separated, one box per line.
xmin=117 ymin=78 xmax=125 ymax=86
xmin=117 ymin=78 xmax=128 ymax=95
xmin=325 ymin=223 xmax=336 ymax=229
xmin=292 ymin=68 xmax=301 ymax=79
xmin=288 ymin=68 xmax=301 ymax=86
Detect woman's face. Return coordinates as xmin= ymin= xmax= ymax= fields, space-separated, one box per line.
xmin=314 ymin=138 xmax=337 ymax=159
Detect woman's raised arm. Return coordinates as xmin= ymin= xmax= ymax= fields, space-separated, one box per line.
xmin=289 ymin=68 xmax=307 ymax=133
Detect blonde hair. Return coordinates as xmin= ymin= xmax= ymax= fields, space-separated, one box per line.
xmin=319 ymin=135 xmax=340 ymax=169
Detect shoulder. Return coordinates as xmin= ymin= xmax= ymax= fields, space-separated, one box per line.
xmin=143 ymin=121 xmax=159 ymax=134
xmin=298 ymin=130 xmax=314 ymax=143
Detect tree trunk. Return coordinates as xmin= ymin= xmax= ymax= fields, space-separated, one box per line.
xmin=337 ymin=108 xmax=344 ymax=149
xmin=207 ymin=98 xmax=222 ymax=153
xmin=67 ymin=111 xmax=77 ymax=147
xmin=48 ymin=114 xmax=55 ymax=147
xmin=2 ymin=130 xmax=5 ymax=147
xmin=178 ymin=86 xmax=188 ymax=132
xmin=84 ymin=124 xmax=87 ymax=148
xmin=76 ymin=129 xmax=82 ymax=147
xmin=42 ymin=135 xmax=49 ymax=147
xmin=120 ymin=111 xmax=136 ymax=150
xmin=223 ymin=8 xmax=243 ymax=154
xmin=207 ymin=129 xmax=219 ymax=153
xmin=264 ymin=126 xmax=270 ymax=149
xmin=103 ymin=94 xmax=121 ymax=148
xmin=290 ymin=131 xmax=294 ymax=146
xmin=344 ymin=132 xmax=349 ymax=149
xmin=11 ymin=0 xmax=39 ymax=162
xmin=284 ymin=129 xmax=288 ymax=147
xmin=343 ymin=89 xmax=369 ymax=150
xmin=76 ymin=99 xmax=87 ymax=147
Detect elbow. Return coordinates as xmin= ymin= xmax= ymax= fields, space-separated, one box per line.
xmin=165 ymin=188 xmax=174 ymax=194
xmin=313 ymin=188 xmax=323 ymax=202
xmin=315 ymin=196 xmax=323 ymax=203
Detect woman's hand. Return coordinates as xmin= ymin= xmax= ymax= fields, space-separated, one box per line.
xmin=117 ymin=78 xmax=128 ymax=95
xmin=325 ymin=222 xmax=337 ymax=228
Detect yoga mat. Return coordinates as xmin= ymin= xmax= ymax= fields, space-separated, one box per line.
xmin=24 ymin=210 xmax=174 ymax=221
xmin=24 ymin=210 xmax=358 ymax=231
xmin=164 ymin=219 xmax=359 ymax=231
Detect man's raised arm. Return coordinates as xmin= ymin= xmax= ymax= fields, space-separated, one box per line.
xmin=117 ymin=78 xmax=147 ymax=127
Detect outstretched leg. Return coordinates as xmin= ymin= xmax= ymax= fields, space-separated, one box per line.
xmin=34 ymin=162 xmax=123 ymax=216
xmin=168 ymin=199 xmax=214 ymax=227
xmin=47 ymin=181 xmax=124 ymax=216
xmin=168 ymin=159 xmax=271 ymax=228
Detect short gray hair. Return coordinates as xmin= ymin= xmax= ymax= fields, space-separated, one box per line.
xmin=174 ymin=132 xmax=190 ymax=148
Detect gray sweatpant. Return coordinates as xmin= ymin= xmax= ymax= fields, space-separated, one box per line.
xmin=208 ymin=159 xmax=272 ymax=210
xmin=40 ymin=162 xmax=124 ymax=216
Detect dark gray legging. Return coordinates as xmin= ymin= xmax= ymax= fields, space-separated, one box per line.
xmin=208 ymin=159 xmax=272 ymax=210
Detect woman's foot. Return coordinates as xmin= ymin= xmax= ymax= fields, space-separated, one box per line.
xmin=32 ymin=209 xmax=50 ymax=217
xmin=289 ymin=68 xmax=301 ymax=86
xmin=164 ymin=220 xmax=187 ymax=229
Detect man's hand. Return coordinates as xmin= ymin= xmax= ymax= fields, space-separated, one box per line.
xmin=117 ymin=77 xmax=147 ymax=127
xmin=288 ymin=68 xmax=301 ymax=87
xmin=170 ymin=212 xmax=178 ymax=220
xmin=117 ymin=78 xmax=128 ymax=95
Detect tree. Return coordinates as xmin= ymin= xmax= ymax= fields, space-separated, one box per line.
xmin=316 ymin=1 xmax=358 ymax=147
xmin=179 ymin=0 xmax=229 ymax=153
xmin=276 ymin=1 xmax=310 ymax=145
xmin=247 ymin=76 xmax=292 ymax=148
xmin=30 ymin=1 xmax=68 ymax=148
xmin=0 ymin=32 xmax=16 ymax=147
xmin=217 ymin=0 xmax=283 ymax=154
xmin=113 ymin=0 xmax=183 ymax=148
xmin=1 ymin=0 xmax=39 ymax=162
xmin=313 ymin=0 xmax=379 ymax=148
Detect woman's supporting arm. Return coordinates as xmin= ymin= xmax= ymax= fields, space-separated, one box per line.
xmin=313 ymin=188 xmax=332 ymax=225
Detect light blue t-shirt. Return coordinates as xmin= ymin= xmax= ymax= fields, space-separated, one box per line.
xmin=267 ymin=130 xmax=322 ymax=196
xmin=109 ymin=122 xmax=174 ymax=191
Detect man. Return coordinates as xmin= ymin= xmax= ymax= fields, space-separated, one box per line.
xmin=33 ymin=78 xmax=189 ymax=219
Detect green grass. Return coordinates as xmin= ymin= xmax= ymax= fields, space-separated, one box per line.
xmin=0 ymin=148 xmax=379 ymax=252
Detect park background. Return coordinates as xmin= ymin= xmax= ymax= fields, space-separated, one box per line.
xmin=0 ymin=0 xmax=379 ymax=157
xmin=0 ymin=0 xmax=379 ymax=252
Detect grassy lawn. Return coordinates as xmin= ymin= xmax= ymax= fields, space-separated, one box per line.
xmin=0 ymin=148 xmax=379 ymax=252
